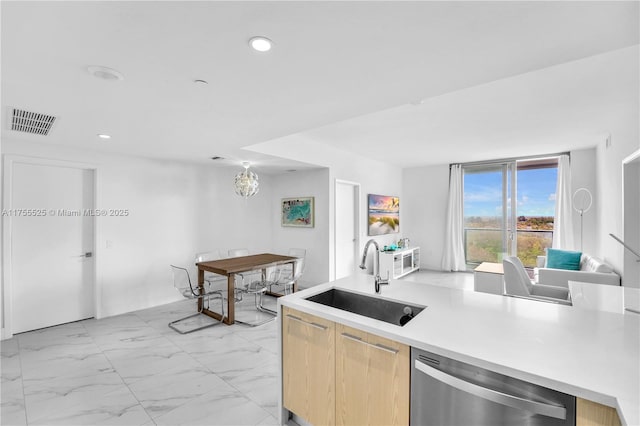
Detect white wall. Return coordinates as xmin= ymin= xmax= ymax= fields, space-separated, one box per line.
xmin=1 ymin=139 xmax=274 ymax=325
xmin=328 ymin=153 xmax=403 ymax=280
xmin=402 ymin=164 xmax=449 ymax=270
xmin=270 ymin=168 xmax=330 ymax=286
xmin=594 ymin=46 xmax=639 ymax=285
xmin=0 ymin=136 xmax=401 ymax=334
xmin=247 ymin=136 xmax=404 ymax=280
xmin=596 ymin=127 xmax=640 ymax=284
xmin=570 ymin=148 xmax=598 ymax=255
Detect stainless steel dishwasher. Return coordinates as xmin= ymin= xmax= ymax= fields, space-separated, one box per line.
xmin=411 ymin=348 xmax=576 ymax=426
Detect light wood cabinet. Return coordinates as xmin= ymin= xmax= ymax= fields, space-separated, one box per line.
xmin=282 ymin=308 xmax=409 ymax=426
xmin=576 ymin=398 xmax=621 ymax=426
xmin=282 ymin=306 xmax=335 ymax=426
xmin=282 ymin=307 xmax=623 ymax=426
xmin=336 ymin=323 xmax=410 ymax=426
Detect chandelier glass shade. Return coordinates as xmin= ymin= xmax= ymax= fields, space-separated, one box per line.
xmin=234 ymin=162 xmax=259 ymax=199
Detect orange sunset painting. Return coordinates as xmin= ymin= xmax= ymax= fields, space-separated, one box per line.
xmin=368 ymin=194 xmax=399 ymax=235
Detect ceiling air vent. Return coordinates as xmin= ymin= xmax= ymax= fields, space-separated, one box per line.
xmin=10 ymin=108 xmax=57 ymax=136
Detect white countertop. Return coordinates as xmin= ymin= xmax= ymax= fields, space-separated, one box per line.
xmin=279 ymin=274 xmax=640 ymax=425
xmin=569 ymin=280 xmax=640 ymax=315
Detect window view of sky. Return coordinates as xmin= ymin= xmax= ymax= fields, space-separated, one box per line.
xmin=464 ymin=167 xmax=558 ymax=217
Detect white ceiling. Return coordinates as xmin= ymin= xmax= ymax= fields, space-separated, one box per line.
xmin=2 ymin=1 xmax=638 ymax=172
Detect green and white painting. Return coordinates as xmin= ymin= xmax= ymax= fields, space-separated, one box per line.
xmin=281 ymin=197 xmax=314 ymax=228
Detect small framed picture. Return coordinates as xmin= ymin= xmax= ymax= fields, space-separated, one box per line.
xmin=281 ymin=197 xmax=314 ymax=228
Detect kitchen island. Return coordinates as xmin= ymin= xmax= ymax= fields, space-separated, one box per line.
xmin=277 ymin=273 xmax=639 ymax=425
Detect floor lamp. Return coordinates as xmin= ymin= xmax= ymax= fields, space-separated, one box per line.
xmin=572 ymin=188 xmax=593 ymax=252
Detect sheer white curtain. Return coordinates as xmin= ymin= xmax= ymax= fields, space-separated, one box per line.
xmin=442 ymin=164 xmax=467 ymax=271
xmin=552 ymin=155 xmax=575 ymax=250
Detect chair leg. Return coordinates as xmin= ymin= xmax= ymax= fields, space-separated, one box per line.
xmin=168 ymin=292 xmax=225 ymax=334
xmin=256 ymin=290 xmax=277 ymax=316
xmin=234 ymin=286 xmax=276 ymax=327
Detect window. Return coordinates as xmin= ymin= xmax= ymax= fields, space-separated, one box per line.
xmin=463 ymin=157 xmax=559 ymax=268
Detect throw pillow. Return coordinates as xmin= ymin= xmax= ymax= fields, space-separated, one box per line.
xmin=584 ymin=256 xmax=614 ymax=273
xmin=546 ymin=248 xmax=582 ymax=270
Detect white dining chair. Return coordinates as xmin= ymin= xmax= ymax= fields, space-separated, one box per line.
xmin=195 ymin=251 xmax=227 ymax=290
xmin=168 ymin=265 xmax=225 ymax=334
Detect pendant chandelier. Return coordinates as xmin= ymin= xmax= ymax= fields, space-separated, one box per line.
xmin=234 ymin=161 xmax=259 ymax=199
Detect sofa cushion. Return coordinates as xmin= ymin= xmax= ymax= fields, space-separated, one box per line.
xmin=582 ymin=255 xmax=614 ymax=273
xmin=546 ymin=248 xmax=582 ymax=270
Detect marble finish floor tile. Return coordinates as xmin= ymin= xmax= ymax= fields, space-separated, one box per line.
xmin=2 ymin=377 xmax=28 ymax=426
xmin=0 ymin=295 xmax=286 ymax=426
xmin=23 ymin=374 xmax=138 ymax=424
xmin=256 ymin=414 xmax=280 ymax=426
xmin=1 ymin=337 xmax=27 ymax=425
xmin=0 ymin=272 xmax=470 ymax=425
xmin=103 ymin=345 xmax=199 ymax=385
xmin=28 ymin=385 xmax=151 ymax=426
xmin=153 ymin=384 xmax=271 ymax=426
xmin=126 ymin=364 xmax=222 ymax=419
xmin=227 ymin=362 xmax=279 ymax=417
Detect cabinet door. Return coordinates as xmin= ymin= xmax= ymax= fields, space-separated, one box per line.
xmin=576 ymin=398 xmax=621 ymax=426
xmin=282 ymin=307 xmax=335 ymax=425
xmin=336 ymin=324 xmax=410 ymax=426
xmin=379 ymin=252 xmax=394 ymax=279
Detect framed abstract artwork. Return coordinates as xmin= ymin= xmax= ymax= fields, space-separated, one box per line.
xmin=281 ymin=197 xmax=314 ymax=228
xmin=368 ymin=194 xmax=399 ymax=235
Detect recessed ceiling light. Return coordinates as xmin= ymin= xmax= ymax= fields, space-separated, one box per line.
xmin=87 ymin=66 xmax=124 ymax=81
xmin=97 ymin=134 xmax=111 ymax=140
xmin=249 ymin=36 xmax=273 ymax=52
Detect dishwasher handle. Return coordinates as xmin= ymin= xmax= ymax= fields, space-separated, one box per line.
xmin=414 ymin=359 xmax=567 ymax=420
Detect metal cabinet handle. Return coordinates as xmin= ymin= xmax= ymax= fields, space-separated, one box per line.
xmin=414 ymin=359 xmax=566 ymax=420
xmin=285 ymin=314 xmax=328 ymax=330
xmin=341 ymin=333 xmax=399 ymax=355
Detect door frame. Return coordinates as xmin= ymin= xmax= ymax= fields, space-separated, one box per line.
xmin=2 ymin=155 xmax=100 ymax=339
xmin=333 ymin=179 xmax=360 ymax=281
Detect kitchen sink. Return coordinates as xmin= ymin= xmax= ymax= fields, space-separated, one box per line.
xmin=305 ymin=288 xmax=425 ymax=326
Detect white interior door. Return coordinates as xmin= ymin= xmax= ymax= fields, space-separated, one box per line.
xmin=10 ymin=162 xmax=95 ymax=333
xmin=335 ymin=181 xmax=359 ymax=280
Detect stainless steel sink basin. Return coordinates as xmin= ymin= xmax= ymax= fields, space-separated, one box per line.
xmin=305 ymin=288 xmax=425 ymax=326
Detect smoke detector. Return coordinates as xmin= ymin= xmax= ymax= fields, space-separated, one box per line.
xmin=87 ymin=65 xmax=124 ymax=81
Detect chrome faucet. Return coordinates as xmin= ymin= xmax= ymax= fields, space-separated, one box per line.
xmin=359 ymin=239 xmax=390 ymax=293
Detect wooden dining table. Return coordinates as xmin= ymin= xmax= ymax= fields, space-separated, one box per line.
xmin=196 ymin=253 xmax=298 ymax=325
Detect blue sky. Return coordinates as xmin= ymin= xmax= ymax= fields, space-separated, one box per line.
xmin=464 ymin=168 xmax=557 ymax=217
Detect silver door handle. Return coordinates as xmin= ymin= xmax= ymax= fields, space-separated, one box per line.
xmin=414 ymin=359 xmax=566 ymax=420
xmin=285 ymin=314 xmax=327 ymax=330
xmin=341 ymin=333 xmax=399 ymax=354
xmin=74 ymin=252 xmax=92 ymax=258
